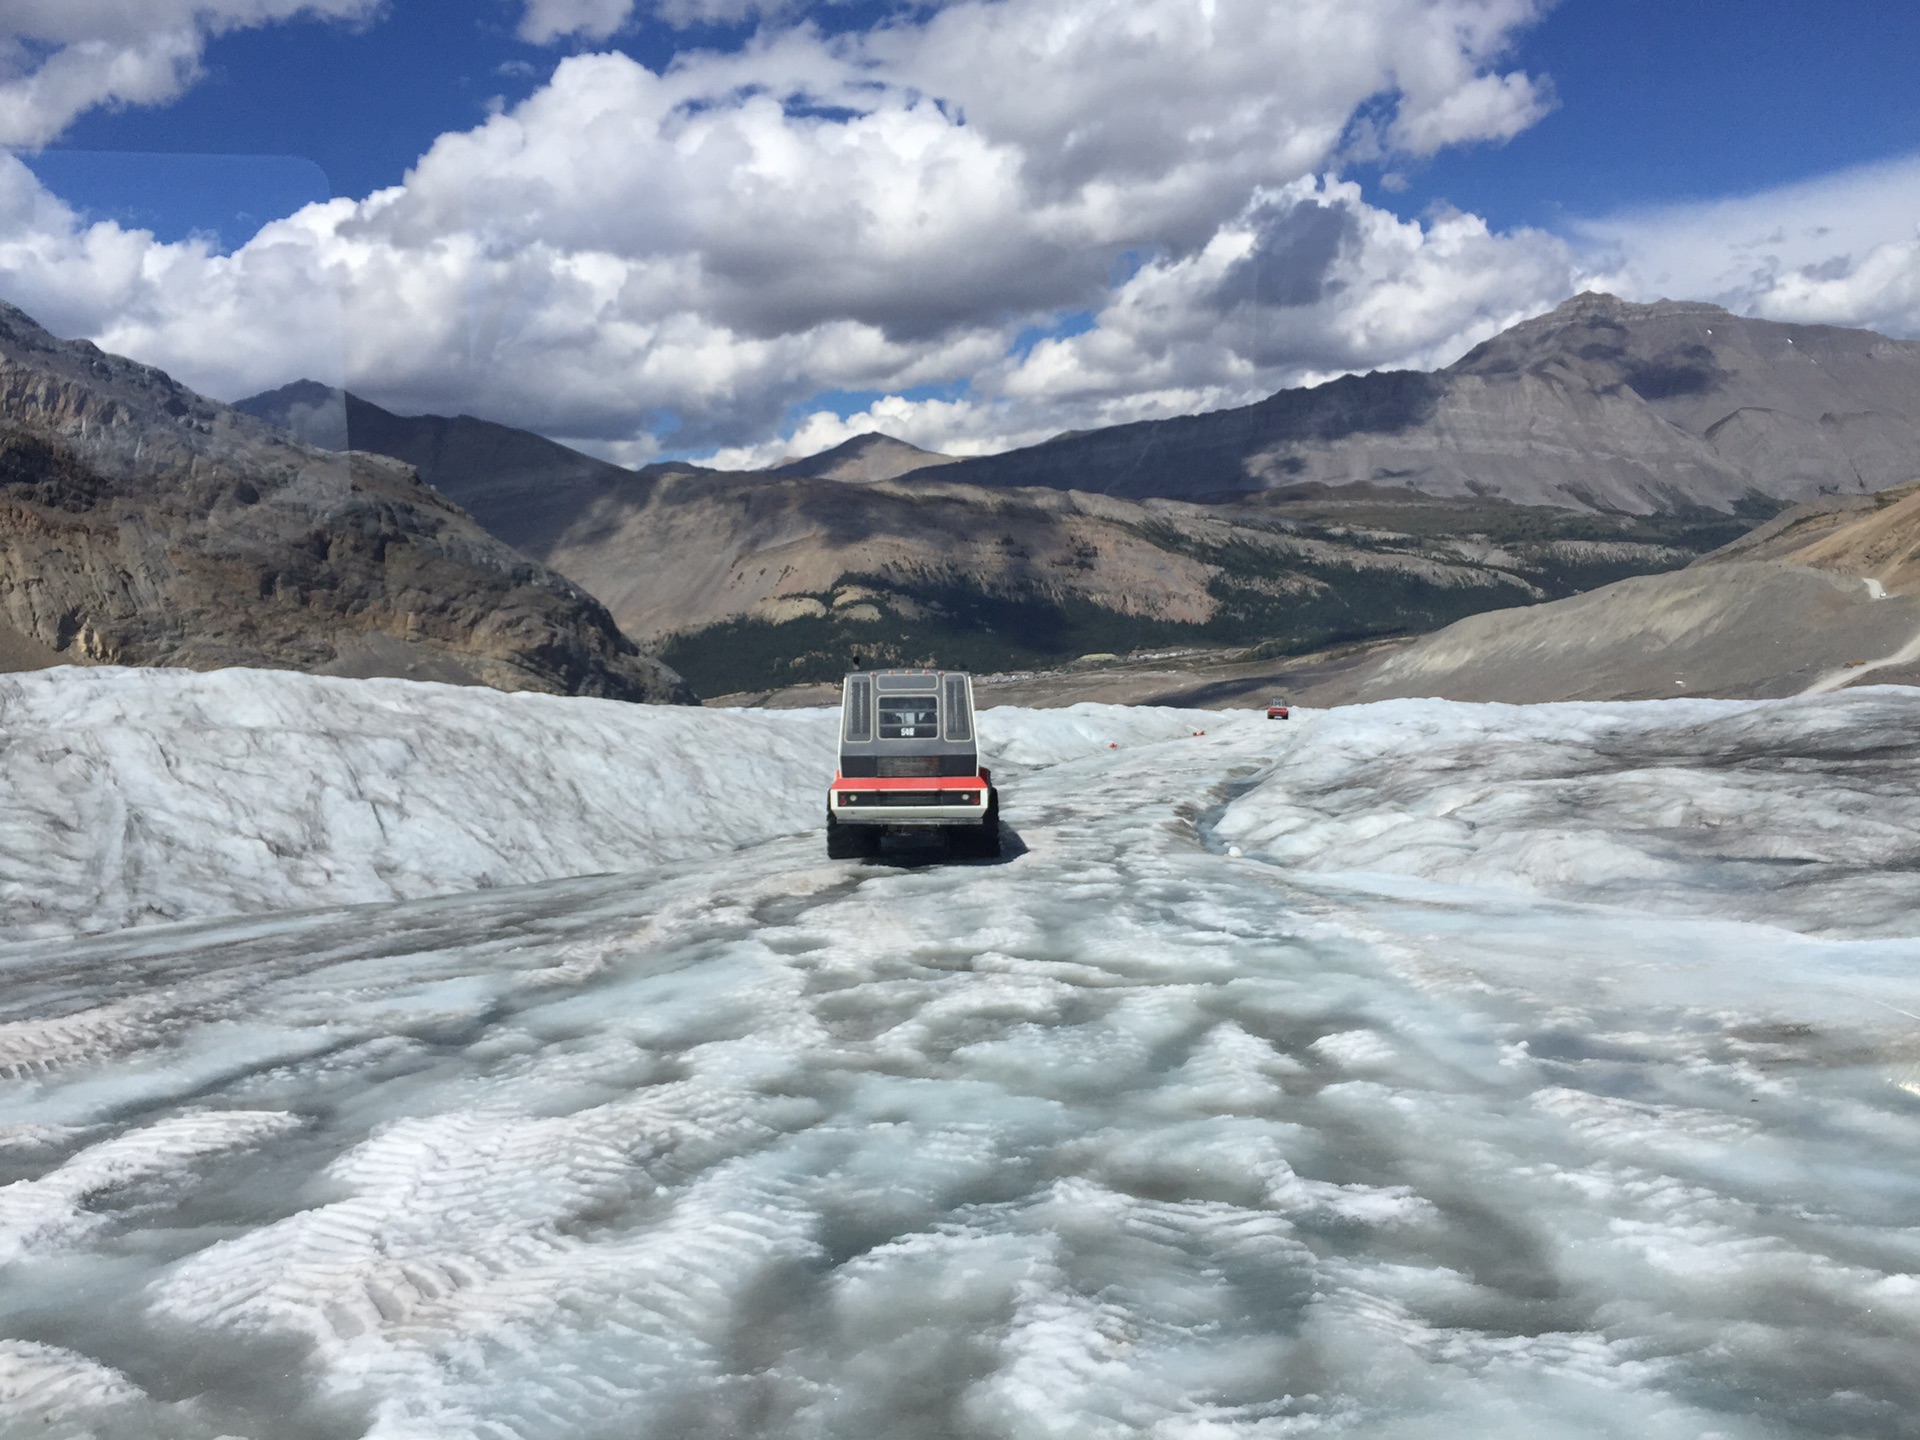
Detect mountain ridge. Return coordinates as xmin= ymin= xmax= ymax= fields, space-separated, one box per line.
xmin=772 ymin=432 xmax=960 ymax=483
xmin=232 ymin=379 xmax=1744 ymax=695
xmin=230 ymin=295 xmax=1920 ymax=694
xmin=235 ymin=380 xmax=673 ymax=560
xmin=0 ymin=305 xmax=690 ymax=701
xmin=1290 ymin=476 xmax=1920 ymax=707
xmin=899 ymin=293 xmax=1920 ymax=513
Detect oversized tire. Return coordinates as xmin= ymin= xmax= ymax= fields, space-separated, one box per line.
xmin=827 ymin=814 xmax=880 ymax=859
xmin=951 ymin=789 xmax=1001 ymax=860
xmin=979 ymin=788 xmax=1002 ymax=858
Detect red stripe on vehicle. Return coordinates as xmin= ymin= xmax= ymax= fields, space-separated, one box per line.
xmin=830 ymin=775 xmax=986 ymax=792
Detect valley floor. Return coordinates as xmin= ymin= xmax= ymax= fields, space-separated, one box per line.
xmin=703 ymin=638 xmax=1408 ymax=713
xmin=2 ymin=671 xmax=1918 ymax=1438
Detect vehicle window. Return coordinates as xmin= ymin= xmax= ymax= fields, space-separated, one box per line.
xmin=878 ymin=694 xmax=938 ymax=739
xmin=844 ymin=676 xmax=872 ymax=742
xmin=944 ymin=675 xmax=971 ymax=741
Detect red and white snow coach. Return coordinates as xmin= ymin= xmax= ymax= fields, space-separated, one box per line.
xmin=827 ymin=669 xmax=1000 ymax=860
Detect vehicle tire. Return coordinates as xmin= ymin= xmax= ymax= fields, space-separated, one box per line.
xmin=953 ymin=789 xmax=1001 ymax=860
xmin=827 ymin=814 xmax=878 ymax=859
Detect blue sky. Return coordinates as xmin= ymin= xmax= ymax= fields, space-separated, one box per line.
xmin=1394 ymin=0 xmax=1920 ymax=227
xmin=34 ymin=2 xmax=1920 ymax=254
xmin=4 ymin=0 xmax=1918 ymax=464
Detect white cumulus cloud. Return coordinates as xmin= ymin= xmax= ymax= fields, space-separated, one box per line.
xmin=1580 ymin=154 xmax=1920 ymax=339
xmin=519 ymin=0 xmax=635 ymax=44
xmin=1 ymin=0 xmax=1573 ymax=460
xmin=999 ymin=177 xmax=1578 ymax=402
xmin=0 ymin=0 xmax=384 ymax=149
xmin=706 ymin=176 xmax=1581 ymax=468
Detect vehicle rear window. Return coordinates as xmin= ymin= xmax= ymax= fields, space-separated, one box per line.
xmin=878 ymin=694 xmax=938 ymax=739
xmin=943 ymin=674 xmax=971 ymax=741
xmin=844 ymin=676 xmax=872 ymax=742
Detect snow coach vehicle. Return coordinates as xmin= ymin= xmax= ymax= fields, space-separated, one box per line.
xmin=827 ymin=669 xmax=1000 ymax=860
xmin=1266 ymin=702 xmax=1290 ymax=720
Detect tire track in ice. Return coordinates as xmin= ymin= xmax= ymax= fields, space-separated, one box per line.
xmin=0 ymin=1110 xmax=301 ymax=1264
xmin=0 ymin=1340 xmax=148 ymax=1428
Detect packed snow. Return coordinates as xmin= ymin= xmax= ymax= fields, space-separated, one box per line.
xmin=2 ymin=667 xmax=1919 ymax=1439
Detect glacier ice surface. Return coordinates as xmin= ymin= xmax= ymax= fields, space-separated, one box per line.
xmin=2 ymin=669 xmax=1919 ymax=1438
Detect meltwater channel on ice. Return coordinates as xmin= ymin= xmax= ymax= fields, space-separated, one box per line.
xmin=2 ymin=665 xmax=1919 ymax=1439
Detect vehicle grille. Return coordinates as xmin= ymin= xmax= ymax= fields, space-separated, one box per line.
xmin=877 ymin=756 xmax=942 ymax=777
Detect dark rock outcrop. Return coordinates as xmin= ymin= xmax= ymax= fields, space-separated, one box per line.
xmin=0 ymin=304 xmax=691 ymax=701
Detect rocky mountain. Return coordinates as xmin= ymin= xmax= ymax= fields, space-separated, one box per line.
xmin=233 ymin=295 xmax=1920 ymax=696
xmin=0 ymin=306 xmax=690 ymax=701
xmin=235 ymin=380 xmax=660 ymax=560
xmin=1300 ymin=480 xmax=1920 ymax=705
xmin=772 ymin=433 xmax=961 ymax=483
xmin=524 ymin=467 xmax=1754 ymax=697
xmin=1702 ymin=479 xmax=1920 ymax=594
xmin=236 ymin=411 xmax=1761 ymax=698
xmin=907 ymin=293 xmax=1920 ymax=513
